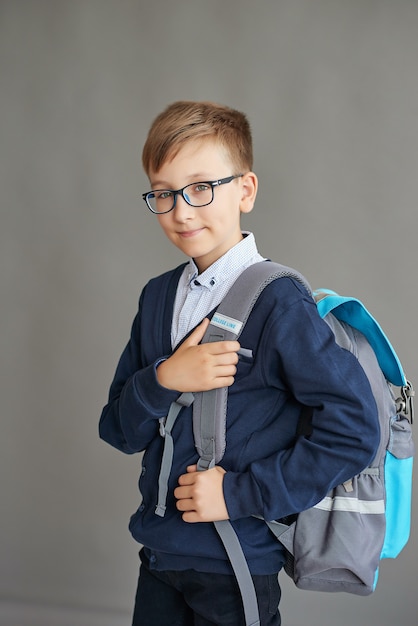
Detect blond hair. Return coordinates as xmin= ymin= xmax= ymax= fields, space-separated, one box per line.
xmin=142 ymin=101 xmax=253 ymax=176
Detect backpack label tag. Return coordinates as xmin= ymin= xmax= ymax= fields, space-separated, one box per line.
xmin=211 ymin=313 xmax=243 ymax=335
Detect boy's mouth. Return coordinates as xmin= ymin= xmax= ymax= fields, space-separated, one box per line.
xmin=178 ymin=228 xmax=204 ymax=238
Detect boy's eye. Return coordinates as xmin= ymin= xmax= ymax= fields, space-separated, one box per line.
xmin=193 ymin=183 xmax=211 ymax=193
xmin=157 ymin=190 xmax=173 ymax=200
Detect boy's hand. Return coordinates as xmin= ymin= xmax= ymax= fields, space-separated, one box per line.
xmin=156 ymin=318 xmax=240 ymax=392
xmin=174 ymin=465 xmax=229 ymax=523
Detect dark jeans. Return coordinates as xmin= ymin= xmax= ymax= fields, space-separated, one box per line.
xmin=132 ymin=549 xmax=281 ymax=626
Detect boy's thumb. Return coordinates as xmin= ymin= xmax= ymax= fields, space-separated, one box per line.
xmin=184 ymin=318 xmax=210 ymax=346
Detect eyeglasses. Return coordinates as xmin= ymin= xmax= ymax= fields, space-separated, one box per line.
xmin=142 ymin=174 xmax=243 ymax=214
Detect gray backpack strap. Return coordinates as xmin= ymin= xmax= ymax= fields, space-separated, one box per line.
xmin=214 ymin=519 xmax=261 ymax=626
xmin=155 ymin=392 xmax=194 ymax=517
xmin=193 ymin=261 xmax=312 ymax=467
xmin=192 ymin=261 xmax=312 ymax=626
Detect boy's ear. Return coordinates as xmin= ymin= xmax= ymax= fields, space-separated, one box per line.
xmin=239 ymin=172 xmax=258 ymax=214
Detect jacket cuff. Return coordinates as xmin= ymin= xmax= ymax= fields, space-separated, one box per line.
xmin=223 ymin=471 xmax=264 ymax=521
xmin=132 ymin=360 xmax=179 ymax=413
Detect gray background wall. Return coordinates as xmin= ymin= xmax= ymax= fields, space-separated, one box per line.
xmin=1 ymin=1 xmax=417 ymax=625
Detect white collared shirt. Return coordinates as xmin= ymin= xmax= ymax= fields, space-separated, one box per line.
xmin=171 ymin=232 xmax=265 ymax=347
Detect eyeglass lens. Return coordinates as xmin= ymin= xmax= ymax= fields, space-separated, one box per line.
xmin=147 ymin=182 xmax=213 ymax=214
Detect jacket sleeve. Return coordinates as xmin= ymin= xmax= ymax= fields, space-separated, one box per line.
xmin=223 ymin=283 xmax=381 ymax=522
xmin=99 ymin=291 xmax=179 ymax=454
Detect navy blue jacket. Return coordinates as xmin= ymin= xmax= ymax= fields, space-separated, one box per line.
xmin=99 ymin=263 xmax=380 ymax=575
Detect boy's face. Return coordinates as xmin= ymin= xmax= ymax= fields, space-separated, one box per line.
xmin=149 ymin=140 xmax=257 ymax=273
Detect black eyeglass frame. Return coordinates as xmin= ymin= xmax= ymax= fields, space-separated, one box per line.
xmin=142 ymin=174 xmax=243 ymax=214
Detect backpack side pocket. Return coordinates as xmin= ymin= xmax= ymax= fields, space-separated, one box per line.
xmin=278 ymin=472 xmax=386 ymax=595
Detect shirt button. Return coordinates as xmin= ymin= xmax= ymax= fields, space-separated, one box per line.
xmin=139 ymin=503 xmax=145 ymax=512
xmin=150 ymin=554 xmax=157 ymax=564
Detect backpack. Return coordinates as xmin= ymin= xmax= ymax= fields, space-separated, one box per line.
xmin=156 ymin=261 xmax=414 ymax=626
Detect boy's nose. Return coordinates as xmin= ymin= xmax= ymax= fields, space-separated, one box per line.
xmin=172 ymin=194 xmax=196 ymax=220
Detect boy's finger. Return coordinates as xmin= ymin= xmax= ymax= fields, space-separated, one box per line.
xmin=173 ymin=485 xmax=190 ymax=499
xmin=206 ymin=341 xmax=240 ymax=355
xmin=177 ymin=472 xmax=196 ymax=487
xmin=182 ymin=318 xmax=210 ymax=347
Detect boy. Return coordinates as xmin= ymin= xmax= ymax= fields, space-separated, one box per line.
xmin=99 ymin=101 xmax=379 ymax=626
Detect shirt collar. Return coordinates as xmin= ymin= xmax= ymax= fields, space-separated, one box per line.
xmin=187 ymin=232 xmax=260 ymax=291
